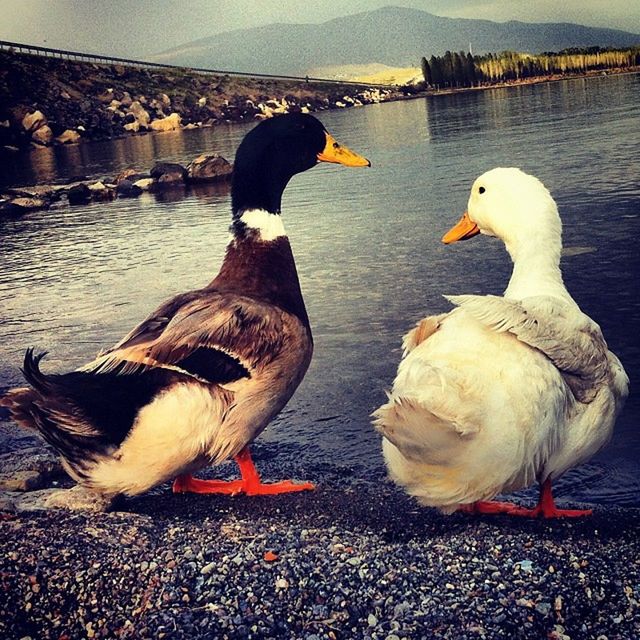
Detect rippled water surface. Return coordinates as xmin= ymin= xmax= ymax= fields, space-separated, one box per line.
xmin=1 ymin=74 xmax=639 ymax=505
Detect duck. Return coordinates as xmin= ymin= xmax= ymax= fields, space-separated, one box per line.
xmin=1 ymin=113 xmax=370 ymax=499
xmin=373 ymin=168 xmax=628 ymax=518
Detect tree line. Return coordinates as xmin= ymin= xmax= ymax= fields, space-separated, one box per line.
xmin=420 ymin=46 xmax=640 ymax=89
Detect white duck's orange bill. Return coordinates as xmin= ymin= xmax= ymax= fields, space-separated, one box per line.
xmin=442 ymin=211 xmax=480 ymax=244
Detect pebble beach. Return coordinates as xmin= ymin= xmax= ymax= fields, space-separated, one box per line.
xmin=1 ymin=425 xmax=639 ymax=640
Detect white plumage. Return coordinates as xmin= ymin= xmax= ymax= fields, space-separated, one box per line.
xmin=374 ymin=168 xmax=628 ymax=516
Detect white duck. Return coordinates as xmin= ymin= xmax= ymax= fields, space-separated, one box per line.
xmin=373 ymin=168 xmax=628 ymax=518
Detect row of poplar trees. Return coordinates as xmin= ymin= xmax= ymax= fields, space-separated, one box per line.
xmin=421 ymin=47 xmax=640 ymax=89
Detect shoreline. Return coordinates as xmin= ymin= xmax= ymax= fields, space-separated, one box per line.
xmin=2 ymin=49 xmax=637 ymax=159
xmin=2 ymin=446 xmax=639 ymax=639
xmin=1 ymin=426 xmax=639 ymax=638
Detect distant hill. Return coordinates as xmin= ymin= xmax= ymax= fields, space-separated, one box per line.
xmin=151 ymin=6 xmax=640 ymax=76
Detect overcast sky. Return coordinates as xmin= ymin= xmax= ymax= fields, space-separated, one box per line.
xmin=1 ymin=0 xmax=639 ymax=58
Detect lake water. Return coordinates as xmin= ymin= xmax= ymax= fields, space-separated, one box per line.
xmin=1 ymin=73 xmax=639 ymax=506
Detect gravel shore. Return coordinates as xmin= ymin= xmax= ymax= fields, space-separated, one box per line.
xmin=1 ymin=436 xmax=639 ymax=640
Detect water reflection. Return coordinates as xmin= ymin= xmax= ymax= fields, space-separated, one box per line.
xmin=0 ymin=121 xmax=255 ymax=187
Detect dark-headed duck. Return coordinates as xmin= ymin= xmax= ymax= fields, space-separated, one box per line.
xmin=2 ymin=113 xmax=370 ymax=499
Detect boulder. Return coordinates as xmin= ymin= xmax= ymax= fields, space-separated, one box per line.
xmin=133 ymin=178 xmax=154 ymax=191
xmin=56 ymin=129 xmax=81 ymax=144
xmin=116 ymin=179 xmax=143 ymax=198
xmin=114 ymin=168 xmax=146 ymax=184
xmin=0 ymin=198 xmax=18 ymax=214
xmin=9 ymin=197 xmax=49 ymax=211
xmin=7 ymin=184 xmax=59 ymax=200
xmin=88 ymin=181 xmax=115 ymax=200
xmin=124 ymin=121 xmax=140 ymax=132
xmin=10 ymin=485 xmax=116 ymax=513
xmin=67 ymin=183 xmax=92 ymax=205
xmin=187 ymin=153 xmax=233 ymax=183
xmin=128 ymin=101 xmax=150 ymax=129
xmin=31 ymin=124 xmax=53 ymax=145
xmin=22 ymin=110 xmax=47 ymax=132
xmin=97 ymin=88 xmax=115 ymax=103
xmin=0 ymin=447 xmax=64 ymax=489
xmin=150 ymin=162 xmax=187 ymax=188
xmin=149 ymin=113 xmax=181 ymax=132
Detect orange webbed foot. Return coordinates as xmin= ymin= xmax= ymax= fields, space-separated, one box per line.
xmin=243 ymin=479 xmax=315 ymax=496
xmin=507 ymin=504 xmax=593 ymax=519
xmin=172 ymin=447 xmax=315 ymax=497
xmin=172 ymin=474 xmax=244 ymax=495
xmin=458 ymin=500 xmax=520 ymax=515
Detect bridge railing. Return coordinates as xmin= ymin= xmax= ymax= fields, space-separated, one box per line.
xmin=0 ymin=39 xmax=392 ymax=88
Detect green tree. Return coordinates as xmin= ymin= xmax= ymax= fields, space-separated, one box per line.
xmin=421 ymin=56 xmax=432 ymax=86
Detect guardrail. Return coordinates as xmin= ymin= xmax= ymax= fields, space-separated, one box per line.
xmin=0 ymin=39 xmax=392 ymax=88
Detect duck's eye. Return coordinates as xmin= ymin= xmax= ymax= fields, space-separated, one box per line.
xmin=479 ymin=186 xmax=486 ymax=194
xmin=333 ymin=142 xmax=340 ymax=149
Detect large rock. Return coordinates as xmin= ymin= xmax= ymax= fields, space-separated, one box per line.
xmin=133 ymin=178 xmax=154 ymax=191
xmin=187 ymin=153 xmax=233 ymax=183
xmin=150 ymin=162 xmax=187 ymax=188
xmin=9 ymin=197 xmax=49 ymax=211
xmin=67 ymin=183 xmax=92 ymax=205
xmin=128 ymin=101 xmax=150 ymax=129
xmin=0 ymin=447 xmax=64 ymax=491
xmin=7 ymin=184 xmax=59 ymax=199
xmin=120 ymin=91 xmax=133 ymax=108
xmin=88 ymin=181 xmax=116 ymax=201
xmin=116 ymin=179 xmax=143 ymax=198
xmin=114 ymin=168 xmax=146 ymax=184
xmin=21 ymin=110 xmax=47 ymax=132
xmin=9 ymin=485 xmax=116 ymax=513
xmin=31 ymin=124 xmax=53 ymax=145
xmin=56 ymin=129 xmax=81 ymax=144
xmin=149 ymin=113 xmax=181 ymax=132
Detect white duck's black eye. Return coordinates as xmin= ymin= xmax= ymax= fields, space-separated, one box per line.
xmin=479 ymin=186 xmax=486 ymax=194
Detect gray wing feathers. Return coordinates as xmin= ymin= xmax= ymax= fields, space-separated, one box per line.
xmin=445 ymin=294 xmax=609 ymax=403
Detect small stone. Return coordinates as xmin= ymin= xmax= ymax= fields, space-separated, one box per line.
xmin=517 ymin=560 xmax=533 ymax=572
xmin=275 ymin=578 xmax=289 ymax=590
xmin=367 ymin=614 xmax=378 ymax=627
xmin=535 ymin=602 xmax=552 ymax=616
xmin=200 ymin=562 xmax=216 ymax=575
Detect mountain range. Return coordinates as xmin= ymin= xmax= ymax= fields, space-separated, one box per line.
xmin=150 ymin=6 xmax=640 ymax=77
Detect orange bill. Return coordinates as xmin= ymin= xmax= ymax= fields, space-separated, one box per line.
xmin=317 ymin=132 xmax=371 ymax=167
xmin=442 ymin=211 xmax=480 ymax=244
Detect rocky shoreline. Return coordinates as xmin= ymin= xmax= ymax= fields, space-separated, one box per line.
xmin=0 ymin=51 xmax=397 ymax=152
xmin=0 ymin=152 xmax=234 ymax=214
xmin=1 ymin=420 xmax=639 ymax=639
